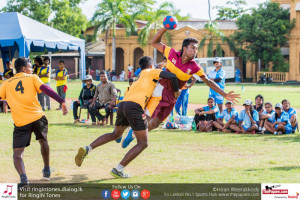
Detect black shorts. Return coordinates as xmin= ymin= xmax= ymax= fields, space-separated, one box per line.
xmin=13 ymin=116 xmax=48 ymax=149
xmin=115 ymin=101 xmax=147 ymax=131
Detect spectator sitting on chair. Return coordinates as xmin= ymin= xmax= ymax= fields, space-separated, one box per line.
xmin=265 ymin=103 xmax=293 ymax=135
xmin=89 ymin=71 xmax=117 ymax=125
xmin=258 ymin=102 xmax=275 ymax=133
xmin=194 ymin=97 xmax=220 ymax=132
xmin=4 ymin=61 xmax=14 ymax=79
xmin=231 ymin=99 xmax=259 ymax=134
xmin=73 ymin=75 xmax=96 ymax=123
xmin=213 ymin=100 xmax=239 ymax=133
xmin=124 ymin=78 xmax=134 ymax=96
xmin=282 ymin=99 xmax=298 ymax=133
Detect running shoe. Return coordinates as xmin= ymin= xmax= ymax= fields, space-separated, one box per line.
xmin=75 ymin=146 xmax=88 ymax=167
xmin=115 ymin=136 xmax=122 ymax=143
xmin=122 ymin=129 xmax=135 ymax=148
xmin=110 ymin=167 xmax=131 ymax=178
xmin=42 ymin=168 xmax=51 ymax=181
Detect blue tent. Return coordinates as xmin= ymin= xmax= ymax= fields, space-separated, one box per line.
xmin=0 ymin=12 xmax=86 ymax=79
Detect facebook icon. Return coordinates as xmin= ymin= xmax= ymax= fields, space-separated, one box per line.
xmin=101 ymin=189 xmax=111 ymax=199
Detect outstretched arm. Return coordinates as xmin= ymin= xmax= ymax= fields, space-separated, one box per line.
xmin=151 ymin=28 xmax=167 ymax=53
xmin=201 ymin=75 xmax=240 ymax=104
xmin=40 ymin=84 xmax=68 ymax=115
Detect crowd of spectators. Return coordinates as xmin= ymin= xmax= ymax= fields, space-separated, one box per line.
xmin=194 ymin=95 xmax=298 ymax=135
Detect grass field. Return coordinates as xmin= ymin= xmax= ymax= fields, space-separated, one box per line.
xmin=0 ymin=80 xmax=300 ymax=183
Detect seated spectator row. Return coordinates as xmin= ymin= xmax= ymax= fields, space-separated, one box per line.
xmin=194 ymin=95 xmax=298 ymax=135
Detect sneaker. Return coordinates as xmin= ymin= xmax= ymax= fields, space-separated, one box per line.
xmin=278 ymin=131 xmax=283 ymax=135
xmin=56 ymin=108 xmax=62 ymax=110
xmin=42 ymin=168 xmax=51 ymax=181
xmin=75 ymin=147 xmax=88 ymax=167
xmin=110 ymin=167 xmax=131 ymax=178
xmin=274 ymin=131 xmax=278 ymax=135
xmin=74 ymin=119 xmax=80 ymax=124
xmin=115 ymin=136 xmax=122 ymax=143
xmin=262 ymin=127 xmax=266 ymax=131
xmin=122 ymin=129 xmax=135 ymax=148
xmin=18 ymin=179 xmax=29 ymax=190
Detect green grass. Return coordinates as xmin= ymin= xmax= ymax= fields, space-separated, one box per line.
xmin=0 ymin=80 xmax=299 ymax=183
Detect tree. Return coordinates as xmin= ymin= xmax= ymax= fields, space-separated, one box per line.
xmin=1 ymin=0 xmax=88 ymax=37
xmin=233 ymin=2 xmax=295 ymax=71
xmin=138 ymin=2 xmax=181 ymax=63
xmin=214 ymin=0 xmax=248 ymax=21
xmin=198 ymin=0 xmax=236 ymax=57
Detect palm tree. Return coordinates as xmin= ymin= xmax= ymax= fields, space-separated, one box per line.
xmin=199 ymin=0 xmax=236 ymax=57
xmin=93 ymin=0 xmax=150 ymax=71
xmin=138 ymin=2 xmax=174 ymax=64
xmin=92 ymin=0 xmax=125 ymax=71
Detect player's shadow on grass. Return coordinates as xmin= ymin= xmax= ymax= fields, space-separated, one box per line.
xmin=29 ymin=176 xmax=66 ymax=183
xmin=70 ymin=174 xmax=89 ymax=182
xmin=245 ymin=166 xmax=299 ymax=172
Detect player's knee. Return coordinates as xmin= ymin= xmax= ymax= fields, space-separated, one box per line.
xmin=140 ymin=141 xmax=148 ymax=149
xmin=13 ymin=152 xmax=22 ymax=160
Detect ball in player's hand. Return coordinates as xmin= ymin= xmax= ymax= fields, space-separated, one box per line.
xmin=163 ymin=16 xmax=178 ymax=30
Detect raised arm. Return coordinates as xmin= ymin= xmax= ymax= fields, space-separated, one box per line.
xmin=151 ymin=28 xmax=167 ymax=54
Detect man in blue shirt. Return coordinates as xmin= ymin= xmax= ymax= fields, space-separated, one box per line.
xmin=208 ymin=57 xmax=226 ymax=113
xmin=265 ymin=103 xmax=293 ymax=135
xmin=282 ymin=99 xmax=298 ymax=133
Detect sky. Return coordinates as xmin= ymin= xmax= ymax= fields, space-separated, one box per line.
xmin=1 ymin=0 xmax=268 ymax=20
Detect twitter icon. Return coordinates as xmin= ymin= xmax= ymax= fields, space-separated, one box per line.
xmin=121 ymin=189 xmax=130 ymax=199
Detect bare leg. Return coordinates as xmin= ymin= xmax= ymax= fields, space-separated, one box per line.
xmin=13 ymin=148 xmax=26 ymax=176
xmin=148 ymin=117 xmax=162 ymax=132
xmin=276 ymin=124 xmax=286 ymax=134
xmin=217 ymin=104 xmax=223 ymax=113
xmin=213 ymin=121 xmax=224 ymax=131
xmin=264 ymin=122 xmax=276 ymax=133
xmin=119 ymin=129 xmax=148 ymax=167
xmin=39 ymin=139 xmax=50 ymax=167
xmin=290 ymin=114 xmax=298 ymax=128
xmin=245 ymin=125 xmax=258 ymax=133
xmin=90 ymin=126 xmax=127 ymax=149
xmin=229 ymin=125 xmax=242 ymax=133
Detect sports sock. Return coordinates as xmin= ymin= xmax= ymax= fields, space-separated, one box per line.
xmin=20 ymin=174 xmax=28 ymax=182
xmin=116 ymin=164 xmax=124 ymax=172
xmin=86 ymin=145 xmax=92 ymax=154
xmin=44 ymin=166 xmax=50 ymax=172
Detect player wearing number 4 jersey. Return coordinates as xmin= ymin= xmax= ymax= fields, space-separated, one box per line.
xmin=75 ymin=56 xmax=179 ymax=178
xmin=0 ymin=57 xmax=68 ymax=186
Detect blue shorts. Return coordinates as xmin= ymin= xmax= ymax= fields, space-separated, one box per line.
xmin=209 ymin=94 xmax=224 ymax=104
xmin=274 ymin=124 xmax=292 ymax=134
xmin=242 ymin=125 xmax=250 ymax=131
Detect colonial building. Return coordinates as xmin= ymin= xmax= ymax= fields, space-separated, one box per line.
xmin=273 ymin=0 xmax=300 ymax=81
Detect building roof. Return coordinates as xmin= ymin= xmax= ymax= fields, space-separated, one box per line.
xmin=177 ymin=20 xmax=237 ymax=30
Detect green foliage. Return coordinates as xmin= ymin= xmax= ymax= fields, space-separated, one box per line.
xmin=199 ymin=21 xmax=236 ymax=57
xmin=214 ymin=0 xmax=248 ymax=20
xmin=138 ymin=2 xmax=174 ymax=47
xmin=2 ymin=0 xmax=88 ymax=37
xmin=234 ymin=2 xmax=295 ymax=71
